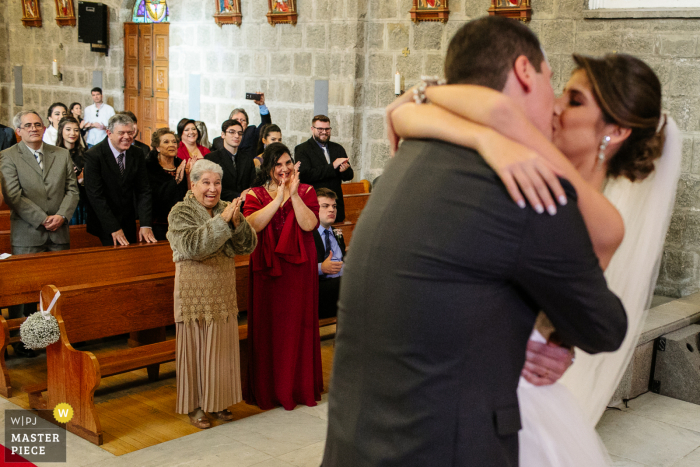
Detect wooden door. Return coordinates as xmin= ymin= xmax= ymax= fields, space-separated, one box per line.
xmin=123 ymin=23 xmax=169 ymax=147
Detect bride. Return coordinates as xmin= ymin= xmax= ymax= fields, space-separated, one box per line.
xmin=387 ymin=52 xmax=681 ymax=465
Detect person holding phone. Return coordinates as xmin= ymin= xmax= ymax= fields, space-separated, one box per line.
xmin=211 ymin=92 xmax=272 ymax=154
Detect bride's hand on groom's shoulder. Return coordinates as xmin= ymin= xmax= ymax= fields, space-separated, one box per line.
xmin=478 ymin=132 xmax=568 ymax=216
xmin=521 ymin=339 xmax=575 ymax=386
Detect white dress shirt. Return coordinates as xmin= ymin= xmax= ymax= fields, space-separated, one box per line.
xmin=83 ymin=102 xmax=115 ymax=145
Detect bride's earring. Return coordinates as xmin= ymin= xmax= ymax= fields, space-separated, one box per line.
xmin=598 ymin=135 xmax=611 ymax=168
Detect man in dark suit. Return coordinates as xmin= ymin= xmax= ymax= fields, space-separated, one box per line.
xmin=0 ymin=110 xmax=79 ymax=357
xmin=313 ymin=188 xmax=345 ymax=319
xmin=322 ymin=16 xmax=628 ymax=467
xmin=211 ymin=93 xmax=272 ymax=153
xmin=84 ymin=113 xmax=156 ymax=246
xmin=0 ymin=123 xmax=17 ymax=151
xmin=294 ymin=115 xmax=354 ymax=222
xmin=205 ymin=119 xmax=256 ymax=202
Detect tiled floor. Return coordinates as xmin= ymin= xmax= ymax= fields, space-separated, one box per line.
xmin=2 ymin=391 xmax=699 ymax=466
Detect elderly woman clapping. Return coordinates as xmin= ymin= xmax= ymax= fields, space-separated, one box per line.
xmin=167 ymin=159 xmax=257 ymax=429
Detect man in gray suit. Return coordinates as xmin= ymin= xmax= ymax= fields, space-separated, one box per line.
xmin=0 ymin=110 xmax=79 ymax=357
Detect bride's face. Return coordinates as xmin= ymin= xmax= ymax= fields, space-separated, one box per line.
xmin=552 ymin=70 xmax=608 ymax=169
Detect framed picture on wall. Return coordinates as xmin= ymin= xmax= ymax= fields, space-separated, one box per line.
xmin=21 ymin=0 xmax=42 ymax=27
xmin=55 ymin=0 xmax=76 ymax=27
xmin=266 ymin=0 xmax=297 ymax=26
xmin=214 ymin=0 xmax=242 ymax=26
xmin=409 ymin=0 xmax=449 ymax=23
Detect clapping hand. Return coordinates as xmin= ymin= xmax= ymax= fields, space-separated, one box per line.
xmin=338 ymin=161 xmax=350 ymax=173
xmin=222 ymin=196 xmax=243 ymax=227
xmin=332 ymin=157 xmax=348 ymax=169
xmin=175 ymin=161 xmax=187 ymax=183
xmin=289 ymin=161 xmax=301 ymax=196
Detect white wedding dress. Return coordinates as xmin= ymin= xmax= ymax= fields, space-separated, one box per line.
xmin=517 ymin=117 xmax=682 ymax=467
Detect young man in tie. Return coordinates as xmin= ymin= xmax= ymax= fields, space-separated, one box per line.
xmin=313 ymin=188 xmax=346 ymax=319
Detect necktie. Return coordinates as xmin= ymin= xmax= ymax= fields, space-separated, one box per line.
xmin=35 ymin=151 xmax=44 ymax=172
xmin=117 ymin=153 xmax=125 ymax=177
xmin=324 ymin=229 xmax=332 ymax=258
xmin=322 ymin=146 xmax=330 ymax=164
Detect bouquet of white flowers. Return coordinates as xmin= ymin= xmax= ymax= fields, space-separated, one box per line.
xmin=19 ymin=291 xmax=61 ymax=350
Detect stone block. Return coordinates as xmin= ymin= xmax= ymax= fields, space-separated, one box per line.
xmin=368 ymin=53 xmax=393 ymax=81
xmin=354 ymin=22 xmax=365 ymax=49
xmin=377 ymin=82 xmax=396 ymax=107
xmin=271 ymin=52 xmax=292 ymax=75
xmin=280 ymin=27 xmax=303 ymax=49
xmin=683 ymin=211 xmax=700 ymax=248
xmin=445 ymin=21 xmax=468 ymax=45
xmin=620 ymin=33 xmax=656 ymax=56
xmin=201 ymin=77 xmax=211 ymax=98
xmin=294 ymin=52 xmax=313 ymax=76
xmin=254 ymin=55 xmax=269 ymax=76
xmin=370 ymin=141 xmax=390 ymax=170
xmin=666 ymin=213 xmax=687 ymax=246
xmin=316 ymin=0 xmax=333 ymax=21
xmin=332 ymin=0 xmax=346 ymax=19
xmin=540 ymin=20 xmax=575 ymax=54
xmin=644 ymin=58 xmax=673 ymax=89
xmin=342 ymin=56 xmax=356 ymax=81
xmin=531 ymin=0 xmax=554 ymax=18
xmin=244 ymin=24 xmax=260 ymax=49
xmin=574 ymin=32 xmax=621 ymax=56
xmin=368 ymin=23 xmax=384 ymax=50
xmin=330 ymin=53 xmax=344 ymax=78
xmin=424 ymin=53 xmax=443 ymax=78
xmin=206 ymin=53 xmax=220 ymax=74
xmin=222 ymin=52 xmax=237 ymax=73
xmin=331 ymin=24 xmax=349 ymax=50
xmin=252 ymin=0 xmax=268 ymax=17
xmin=650 ymin=20 xmax=700 ymax=33
xmin=555 ymin=0 xmax=583 ymax=19
xmin=355 ymin=53 xmax=365 ymax=79
xmin=291 ymin=108 xmax=313 ymax=133
xmin=660 ymin=36 xmax=697 ymax=58
xmin=670 ymin=62 xmax=700 ymax=97
xmin=464 ymin=0 xmax=489 ymax=18
xmin=275 ymin=109 xmax=289 ymax=133
xmin=413 ymin=22 xmax=443 ymax=51
xmin=659 ymin=249 xmax=698 ymax=285
xmin=374 ymin=0 xmax=397 ymax=19
xmin=397 ymin=53 xmax=422 ymax=82
xmin=674 ymin=177 xmax=700 ymax=209
xmin=238 ymin=53 xmax=253 ymax=74
xmin=366 ymin=114 xmax=385 ymax=140
xmin=313 ymin=52 xmax=331 ymax=77
xmin=387 ymin=23 xmax=409 ymax=50
xmin=306 ymin=24 xmax=327 ymax=49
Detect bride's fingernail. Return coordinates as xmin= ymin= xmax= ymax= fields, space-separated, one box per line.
xmin=558 ymin=195 xmax=567 ymax=206
xmin=547 ymin=205 xmax=557 ymax=216
xmin=534 ymin=204 xmax=544 ymax=214
xmin=517 ymin=200 xmax=526 ymax=209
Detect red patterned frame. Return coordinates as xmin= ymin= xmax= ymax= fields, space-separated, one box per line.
xmin=55 ymin=0 xmax=76 ymax=27
xmin=410 ymin=0 xmax=449 ymax=23
xmin=22 ymin=0 xmax=42 ymax=27
xmin=266 ymin=0 xmax=297 ymax=26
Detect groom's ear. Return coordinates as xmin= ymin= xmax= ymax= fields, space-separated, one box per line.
xmin=512 ymin=55 xmax=536 ymax=94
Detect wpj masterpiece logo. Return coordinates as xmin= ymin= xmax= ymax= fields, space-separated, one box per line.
xmin=4 ymin=409 xmax=68 ymax=463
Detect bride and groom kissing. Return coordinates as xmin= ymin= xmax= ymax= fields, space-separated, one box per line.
xmin=322 ymin=14 xmax=681 ymax=467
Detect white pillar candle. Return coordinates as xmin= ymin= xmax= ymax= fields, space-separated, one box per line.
xmin=395 ymin=71 xmax=401 ymax=95
xmin=52 ymin=60 xmax=58 ymax=76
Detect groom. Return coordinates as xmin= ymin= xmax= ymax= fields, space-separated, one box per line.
xmin=322 ymin=16 xmax=627 ymax=467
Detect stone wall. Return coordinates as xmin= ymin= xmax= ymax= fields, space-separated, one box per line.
xmin=0 ymin=0 xmax=128 ymax=126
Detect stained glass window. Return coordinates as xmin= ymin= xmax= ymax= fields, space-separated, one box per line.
xmin=132 ymin=0 xmax=169 ymax=23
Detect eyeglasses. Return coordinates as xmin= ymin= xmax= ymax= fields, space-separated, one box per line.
xmin=313 ymin=127 xmax=332 ymax=133
xmin=226 ymin=130 xmax=244 ymax=136
xmin=21 ymin=123 xmax=44 ymax=130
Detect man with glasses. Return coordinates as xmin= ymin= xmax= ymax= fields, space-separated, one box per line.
xmin=84 ymin=113 xmax=155 ymax=246
xmin=0 ymin=110 xmax=79 ymax=358
xmin=313 ymin=188 xmax=346 ymax=319
xmin=295 ymin=115 xmax=354 ymax=222
xmin=205 ymin=119 xmax=255 ymax=202
xmin=83 ymin=87 xmax=115 ymax=148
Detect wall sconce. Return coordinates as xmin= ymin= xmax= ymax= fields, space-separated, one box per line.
xmin=52 ymin=59 xmax=63 ymax=81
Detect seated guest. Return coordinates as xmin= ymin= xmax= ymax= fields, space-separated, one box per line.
xmin=42 ymin=102 xmax=68 ymax=145
xmin=177 ymin=119 xmax=210 ymax=162
xmin=84 ymin=113 xmax=156 ymax=246
xmin=211 ymin=94 xmax=272 ymax=153
xmin=243 ymin=142 xmax=323 ymax=410
xmin=313 ymin=188 xmax=345 ymax=319
xmin=55 ymin=116 xmax=88 ymax=225
xmin=146 ymin=128 xmax=189 ymax=240
xmin=167 ymin=159 xmax=257 ymax=429
xmin=295 ymin=115 xmax=354 ymax=222
xmin=195 ymin=121 xmax=211 ymax=150
xmin=0 ymin=122 xmax=17 ymax=151
xmin=254 ymin=124 xmax=282 ymax=171
xmin=205 ymin=119 xmax=255 ymax=202
xmin=120 ymin=111 xmax=150 ymax=157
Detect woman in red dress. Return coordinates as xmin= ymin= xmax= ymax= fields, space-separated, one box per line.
xmin=243 ymin=142 xmax=323 ymax=410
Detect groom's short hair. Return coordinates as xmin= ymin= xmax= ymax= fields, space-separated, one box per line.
xmin=445 ymin=16 xmax=545 ymax=92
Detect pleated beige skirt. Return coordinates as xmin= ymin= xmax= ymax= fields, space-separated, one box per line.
xmin=175 ymin=317 xmax=242 ymax=414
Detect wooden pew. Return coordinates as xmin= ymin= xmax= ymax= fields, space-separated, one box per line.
xmin=0 ymin=224 xmax=103 ymax=253
xmin=343 ymin=193 xmax=370 ymax=223
xmin=342 ymin=179 xmax=371 ymax=195
xmin=0 ymin=201 xmax=9 ymax=211
xmin=0 ymin=211 xmax=9 ymax=231
xmin=331 ymin=221 xmax=356 ymax=245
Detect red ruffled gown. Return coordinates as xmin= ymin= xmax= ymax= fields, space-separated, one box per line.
xmin=243 ymin=184 xmax=323 ymax=410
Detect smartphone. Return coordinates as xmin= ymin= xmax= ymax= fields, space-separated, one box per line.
xmin=246 ymin=93 xmax=262 ymax=101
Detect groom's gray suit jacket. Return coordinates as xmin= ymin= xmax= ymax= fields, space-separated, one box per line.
xmin=322 ymin=140 xmax=628 ymax=467
xmin=0 ymin=142 xmax=79 ymax=247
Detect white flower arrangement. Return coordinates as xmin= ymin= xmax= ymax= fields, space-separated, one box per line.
xmin=20 ymin=312 xmax=60 ymax=350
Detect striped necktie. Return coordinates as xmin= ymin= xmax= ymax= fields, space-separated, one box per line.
xmin=117 ymin=153 xmax=125 ymax=177
xmin=34 ymin=150 xmax=44 ymax=172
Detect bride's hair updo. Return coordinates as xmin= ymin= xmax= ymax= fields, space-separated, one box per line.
xmin=573 ymin=53 xmax=664 ymax=182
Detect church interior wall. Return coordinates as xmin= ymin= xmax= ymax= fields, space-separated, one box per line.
xmin=1 ymin=0 xmax=700 ymax=296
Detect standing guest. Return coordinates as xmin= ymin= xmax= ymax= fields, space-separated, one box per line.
xmin=42 ymin=103 xmax=68 ymax=145
xmin=119 ymin=111 xmax=150 ymax=157
xmin=243 ymin=142 xmax=323 ymax=410
xmin=313 ymin=188 xmax=345 ymax=319
xmin=83 ymin=87 xmax=115 ymax=148
xmin=0 ymin=123 xmax=17 ymax=151
xmin=0 ymin=110 xmax=79 ymax=358
xmin=146 ymin=128 xmax=189 ymax=240
xmin=254 ymin=124 xmax=282 ymax=171
xmin=205 ymin=119 xmax=255 ymax=202
xmin=167 ymin=159 xmax=257 ymax=429
xmin=68 ymin=102 xmax=87 ymax=147
xmin=84 ymin=113 xmax=156 ymax=246
xmin=211 ymin=93 xmax=272 ymax=153
xmin=294 ymin=115 xmax=354 ymax=222
xmin=55 ymin=116 xmax=88 ymax=225
xmin=195 ymin=121 xmax=211 ymax=150
xmin=177 ymin=119 xmax=210 ymax=163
